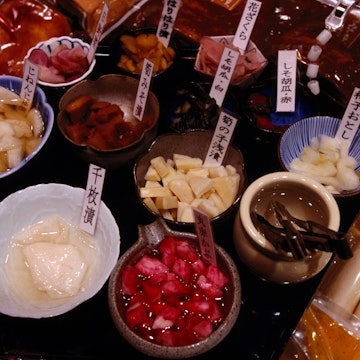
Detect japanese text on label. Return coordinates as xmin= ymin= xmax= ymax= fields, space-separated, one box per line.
xmin=204 ymin=111 xmax=238 ymax=166
xmin=193 ymin=208 xmax=217 ymax=266
xmin=20 ymin=60 xmax=39 ymax=111
xmin=233 ymin=0 xmax=262 ymax=53
xmin=209 ymin=47 xmax=239 ymax=106
xmin=336 ymin=87 xmax=360 ymax=150
xmin=276 ymin=49 xmax=297 ymax=113
xmin=80 ymin=164 xmax=106 ymax=234
xmin=156 ymin=0 xmax=182 ymax=48
xmin=134 ymin=59 xmax=154 ymax=120
xmin=88 ymin=2 xmax=109 ymax=63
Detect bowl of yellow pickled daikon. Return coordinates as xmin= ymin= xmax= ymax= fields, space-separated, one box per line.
xmin=113 ymin=28 xmax=176 ymax=78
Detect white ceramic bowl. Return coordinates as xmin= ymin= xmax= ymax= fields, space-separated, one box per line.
xmin=108 ymin=218 xmax=241 ymax=358
xmin=233 ymin=171 xmax=340 ymax=284
xmin=0 ymin=75 xmax=54 ymax=179
xmin=0 ymin=183 xmax=120 ymax=318
xmin=24 ymin=36 xmax=96 ymax=88
xmin=278 ymin=116 xmax=360 ymax=197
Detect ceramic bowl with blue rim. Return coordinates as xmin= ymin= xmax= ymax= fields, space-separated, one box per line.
xmin=0 ymin=75 xmax=54 ymax=179
xmin=24 ymin=36 xmax=96 ymax=88
xmin=278 ymin=116 xmax=360 ymax=197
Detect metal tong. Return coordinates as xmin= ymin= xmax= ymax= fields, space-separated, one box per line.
xmin=325 ymin=0 xmax=358 ymax=32
xmin=252 ymin=201 xmax=353 ymax=260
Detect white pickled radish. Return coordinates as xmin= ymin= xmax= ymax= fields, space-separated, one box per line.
xmin=307 ymin=79 xmax=320 ymax=95
xmin=316 ymin=29 xmax=333 ymax=45
xmin=318 ymin=134 xmax=340 ymax=154
xmin=289 ymin=135 xmax=359 ymax=192
xmin=306 ymin=63 xmax=319 ymax=79
xmin=299 ymin=145 xmax=321 ymax=163
xmin=27 ymin=108 xmax=44 ymax=137
xmin=7 ymin=147 xmax=24 ymax=168
xmin=307 ymin=45 xmax=322 ymax=62
xmin=0 ymin=121 xmax=15 ymax=137
xmin=6 ymin=119 xmax=33 ymax=138
xmin=0 ymin=134 xmax=22 ymax=152
xmin=0 ymin=86 xmax=22 ymax=104
xmin=336 ymin=166 xmax=360 ymax=191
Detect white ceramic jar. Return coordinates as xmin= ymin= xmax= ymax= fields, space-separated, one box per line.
xmin=233 ymin=172 xmax=341 ymax=284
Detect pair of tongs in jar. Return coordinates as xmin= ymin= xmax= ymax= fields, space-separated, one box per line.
xmin=251 ymin=201 xmax=353 ymax=260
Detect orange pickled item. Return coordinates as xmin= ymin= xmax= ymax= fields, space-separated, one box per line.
xmin=298 ymin=304 xmax=360 ymax=360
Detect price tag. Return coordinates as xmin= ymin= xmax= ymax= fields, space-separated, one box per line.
xmin=20 ymin=59 xmax=39 ymax=112
xmin=209 ymin=47 xmax=239 ymax=107
xmin=87 ymin=2 xmax=109 ymax=63
xmin=276 ymin=49 xmax=297 ymax=113
xmin=133 ymin=58 xmax=154 ymax=120
xmin=193 ymin=208 xmax=217 ymax=266
xmin=80 ymin=163 xmax=106 ymax=235
xmin=156 ymin=0 xmax=182 ymax=48
xmin=204 ymin=111 xmax=238 ymax=166
xmin=335 ymin=87 xmax=360 ymax=151
xmin=233 ymin=0 xmax=262 ymax=53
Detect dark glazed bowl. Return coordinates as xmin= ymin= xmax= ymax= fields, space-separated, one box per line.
xmin=57 ymin=74 xmax=160 ymax=168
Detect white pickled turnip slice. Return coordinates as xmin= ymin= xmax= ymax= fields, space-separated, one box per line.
xmin=27 ymin=108 xmax=44 ymax=137
xmin=0 ymin=121 xmax=15 ymax=137
xmin=0 ymin=86 xmax=23 ymax=106
xmin=6 ymin=119 xmax=33 ymax=138
xmin=7 ymin=147 xmax=24 ymax=168
xmin=0 ymin=134 xmax=21 ymax=152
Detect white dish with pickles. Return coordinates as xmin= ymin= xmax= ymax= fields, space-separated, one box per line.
xmin=0 ymin=183 xmax=120 ymax=318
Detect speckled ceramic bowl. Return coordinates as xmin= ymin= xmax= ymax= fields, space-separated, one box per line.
xmin=133 ymin=130 xmax=247 ymax=232
xmin=108 ymin=218 xmax=241 ymax=358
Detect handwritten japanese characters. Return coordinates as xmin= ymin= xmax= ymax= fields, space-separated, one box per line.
xmin=276 ymin=49 xmax=297 ymax=113
xmin=80 ymin=164 xmax=105 ymax=234
xmin=20 ymin=60 xmax=39 ymax=111
xmin=204 ymin=111 xmax=238 ymax=166
xmin=193 ymin=208 xmax=217 ymax=266
xmin=156 ymin=0 xmax=182 ymax=48
xmin=233 ymin=0 xmax=262 ymax=53
xmin=209 ymin=48 xmax=239 ymax=107
xmin=134 ymin=59 xmax=154 ymax=120
xmin=336 ymin=87 xmax=360 ymax=149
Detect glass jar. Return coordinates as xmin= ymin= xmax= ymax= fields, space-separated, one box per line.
xmin=280 ymin=210 xmax=360 ymax=359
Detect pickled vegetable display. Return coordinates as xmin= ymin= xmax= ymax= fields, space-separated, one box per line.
xmin=118 ymin=235 xmax=230 ymax=346
xmin=0 ymin=86 xmax=44 ymax=173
